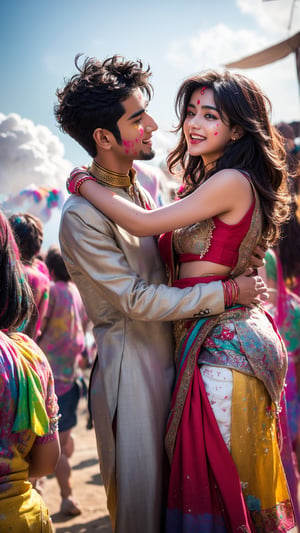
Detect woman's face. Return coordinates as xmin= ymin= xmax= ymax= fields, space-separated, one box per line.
xmin=183 ymin=87 xmax=234 ymax=166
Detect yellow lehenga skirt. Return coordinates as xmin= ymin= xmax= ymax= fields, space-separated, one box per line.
xmin=165 ymin=308 xmax=295 ymax=532
xmin=231 ymin=370 xmax=293 ymax=530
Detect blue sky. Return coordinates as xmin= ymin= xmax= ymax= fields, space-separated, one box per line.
xmin=1 ymin=0 xmax=299 ymax=167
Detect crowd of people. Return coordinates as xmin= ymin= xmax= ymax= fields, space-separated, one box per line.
xmin=0 ymin=51 xmax=299 ymax=533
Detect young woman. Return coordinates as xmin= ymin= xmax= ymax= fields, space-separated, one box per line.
xmin=66 ymin=70 xmax=294 ymax=532
xmin=9 ymin=213 xmax=50 ymax=340
xmin=0 ymin=210 xmax=60 ymax=532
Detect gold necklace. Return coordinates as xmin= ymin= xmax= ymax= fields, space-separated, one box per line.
xmin=89 ymin=159 xmax=147 ymax=206
xmin=89 ymin=160 xmax=132 ymax=187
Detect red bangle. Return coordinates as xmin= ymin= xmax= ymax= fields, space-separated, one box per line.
xmin=67 ymin=167 xmax=90 ymax=195
xmin=70 ymin=166 xmax=88 ymax=179
xmin=67 ymin=174 xmax=98 ymax=195
xmin=222 ymin=279 xmax=240 ymax=308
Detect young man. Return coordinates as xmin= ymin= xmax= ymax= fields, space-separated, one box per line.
xmin=55 ymin=55 xmax=266 ymax=533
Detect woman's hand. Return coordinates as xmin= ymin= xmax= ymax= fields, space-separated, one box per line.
xmin=235 ymin=269 xmax=268 ymax=307
xmin=250 ymin=242 xmax=267 ymax=270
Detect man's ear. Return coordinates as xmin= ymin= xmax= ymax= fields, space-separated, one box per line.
xmin=231 ymin=125 xmax=245 ymax=141
xmin=93 ymin=128 xmax=113 ymax=150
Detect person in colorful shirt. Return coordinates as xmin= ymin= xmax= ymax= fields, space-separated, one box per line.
xmin=67 ymin=69 xmax=296 ymax=531
xmin=0 ymin=210 xmax=60 ymax=532
xmin=38 ymin=245 xmax=89 ymax=516
xmin=9 ymin=213 xmax=50 ymax=340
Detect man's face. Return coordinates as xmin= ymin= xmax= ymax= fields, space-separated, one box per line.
xmin=115 ymin=88 xmax=158 ymax=161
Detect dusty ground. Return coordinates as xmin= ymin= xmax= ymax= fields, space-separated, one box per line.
xmin=43 ymin=397 xmax=113 ymax=533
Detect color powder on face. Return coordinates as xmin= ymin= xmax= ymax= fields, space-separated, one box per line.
xmin=122 ymin=125 xmax=143 ymax=154
xmin=123 ymin=139 xmax=138 ymax=156
xmin=214 ymin=132 xmax=218 ymax=136
xmin=200 ymin=86 xmax=207 ymax=95
xmin=197 ymin=99 xmax=200 ymax=105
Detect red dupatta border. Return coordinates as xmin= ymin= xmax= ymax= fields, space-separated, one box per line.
xmin=165 ymin=316 xmax=256 ymax=532
xmin=165 ymin=314 xmax=221 ymax=463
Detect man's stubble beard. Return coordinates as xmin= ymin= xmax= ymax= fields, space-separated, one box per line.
xmin=138 ymin=149 xmax=156 ymax=161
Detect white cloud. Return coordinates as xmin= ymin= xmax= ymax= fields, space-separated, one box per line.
xmin=166 ymin=24 xmax=272 ymax=75
xmin=236 ymin=0 xmax=298 ymax=34
xmin=165 ymin=13 xmax=288 ymax=75
xmin=190 ymin=24 xmax=268 ymax=70
xmin=0 ymin=113 xmax=72 ymax=197
xmin=164 ymin=3 xmax=299 ymax=125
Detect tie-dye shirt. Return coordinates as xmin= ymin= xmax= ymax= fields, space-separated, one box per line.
xmin=0 ymin=331 xmax=58 ymax=529
xmin=38 ymin=281 xmax=88 ymax=396
xmin=23 ymin=262 xmax=50 ymax=340
xmin=0 ymin=331 xmax=58 ymax=489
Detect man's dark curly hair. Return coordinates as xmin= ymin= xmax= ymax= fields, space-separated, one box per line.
xmin=54 ymin=54 xmax=153 ymax=157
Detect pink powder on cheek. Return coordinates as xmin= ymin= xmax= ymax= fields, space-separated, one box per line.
xmin=136 ymin=127 xmax=144 ymax=143
xmin=123 ymin=139 xmax=134 ymax=149
xmin=123 ymin=139 xmax=138 ymax=156
xmin=122 ymin=127 xmax=143 ymax=155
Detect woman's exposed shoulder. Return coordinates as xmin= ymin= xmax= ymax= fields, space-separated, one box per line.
xmin=207 ymin=168 xmax=253 ymax=195
xmin=212 ymin=168 xmax=251 ymax=182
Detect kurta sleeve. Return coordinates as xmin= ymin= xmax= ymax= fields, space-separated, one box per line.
xmin=59 ymin=196 xmax=224 ymax=323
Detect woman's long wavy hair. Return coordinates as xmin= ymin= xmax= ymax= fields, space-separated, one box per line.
xmin=167 ymin=70 xmax=290 ymax=246
xmin=0 ymin=210 xmax=34 ymax=330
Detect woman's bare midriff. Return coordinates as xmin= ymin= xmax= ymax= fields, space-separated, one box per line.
xmin=179 ymin=260 xmax=232 ymax=279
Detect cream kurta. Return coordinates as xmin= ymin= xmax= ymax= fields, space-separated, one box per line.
xmin=59 ymin=184 xmax=224 ymax=533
